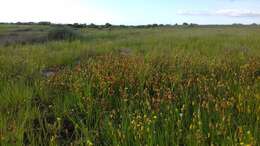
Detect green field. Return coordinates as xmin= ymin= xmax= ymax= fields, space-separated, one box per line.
xmin=0 ymin=25 xmax=259 ymax=145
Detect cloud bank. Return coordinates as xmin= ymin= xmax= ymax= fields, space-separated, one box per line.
xmin=0 ymin=0 xmax=122 ymax=24
xmin=178 ymin=9 xmax=260 ymax=17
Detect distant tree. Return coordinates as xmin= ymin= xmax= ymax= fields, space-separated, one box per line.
xmin=105 ymin=23 xmax=112 ymax=28
xmin=251 ymin=23 xmax=257 ymax=26
xmin=183 ymin=22 xmax=189 ymax=26
xmin=152 ymin=24 xmax=158 ymax=27
xmin=119 ymin=25 xmax=127 ymax=28
xmin=27 ymin=22 xmax=35 ymax=25
xmin=189 ymin=23 xmax=199 ymax=27
xmin=159 ymin=24 xmax=164 ymax=27
xmin=73 ymin=23 xmax=80 ymax=27
xmin=15 ymin=22 xmax=34 ymax=25
xmin=71 ymin=23 xmax=86 ymax=28
xmin=16 ymin=22 xmax=23 ymax=25
xmin=38 ymin=21 xmax=51 ymax=25
xmin=136 ymin=25 xmax=144 ymax=28
xmin=88 ymin=23 xmax=98 ymax=28
xmin=232 ymin=23 xmax=243 ymax=26
xmin=147 ymin=24 xmax=153 ymax=28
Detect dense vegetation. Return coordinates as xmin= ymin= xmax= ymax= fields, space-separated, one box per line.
xmin=0 ymin=25 xmax=259 ymax=145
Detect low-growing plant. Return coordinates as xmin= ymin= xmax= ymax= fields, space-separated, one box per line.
xmin=47 ymin=27 xmax=81 ymax=41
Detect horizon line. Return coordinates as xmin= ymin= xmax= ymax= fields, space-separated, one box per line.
xmin=0 ymin=21 xmax=259 ymax=26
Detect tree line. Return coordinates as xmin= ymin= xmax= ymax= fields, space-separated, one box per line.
xmin=0 ymin=21 xmax=259 ymax=29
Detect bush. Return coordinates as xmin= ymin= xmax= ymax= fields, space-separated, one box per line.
xmin=48 ymin=27 xmax=80 ymax=41
xmin=38 ymin=21 xmax=51 ymax=25
xmin=105 ymin=23 xmax=112 ymax=28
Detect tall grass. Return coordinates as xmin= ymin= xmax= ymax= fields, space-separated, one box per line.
xmin=0 ymin=26 xmax=259 ymax=145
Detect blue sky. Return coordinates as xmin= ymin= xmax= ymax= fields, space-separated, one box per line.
xmin=0 ymin=0 xmax=260 ymax=25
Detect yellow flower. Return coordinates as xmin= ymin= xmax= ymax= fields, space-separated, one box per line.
xmin=247 ymin=131 xmax=251 ymax=135
xmin=87 ymin=140 xmax=93 ymax=146
xmin=50 ymin=136 xmax=55 ymax=142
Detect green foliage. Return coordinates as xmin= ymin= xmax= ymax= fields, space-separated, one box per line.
xmin=0 ymin=25 xmax=260 ymax=145
xmin=47 ymin=27 xmax=80 ymax=41
xmin=105 ymin=23 xmax=112 ymax=28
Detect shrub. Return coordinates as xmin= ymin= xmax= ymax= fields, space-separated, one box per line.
xmin=88 ymin=23 xmax=98 ymax=28
xmin=47 ymin=27 xmax=80 ymax=41
xmin=105 ymin=23 xmax=112 ymax=28
xmin=38 ymin=21 xmax=51 ymax=25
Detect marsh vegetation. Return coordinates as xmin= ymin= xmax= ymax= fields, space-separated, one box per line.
xmin=0 ymin=24 xmax=259 ymax=145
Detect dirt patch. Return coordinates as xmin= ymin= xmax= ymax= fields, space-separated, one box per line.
xmin=118 ymin=48 xmax=133 ymax=56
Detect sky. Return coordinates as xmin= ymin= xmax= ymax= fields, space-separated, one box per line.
xmin=0 ymin=0 xmax=260 ymax=25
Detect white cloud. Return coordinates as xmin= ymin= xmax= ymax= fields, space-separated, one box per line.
xmin=177 ymin=10 xmax=210 ymax=16
xmin=216 ymin=9 xmax=260 ymax=17
xmin=0 ymin=0 xmax=122 ymax=24
xmin=178 ymin=9 xmax=260 ymax=17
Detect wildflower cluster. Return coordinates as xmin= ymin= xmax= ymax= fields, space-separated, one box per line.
xmin=42 ymin=53 xmax=260 ymax=145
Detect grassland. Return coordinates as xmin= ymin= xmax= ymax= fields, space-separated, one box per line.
xmin=0 ymin=25 xmax=259 ymax=146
